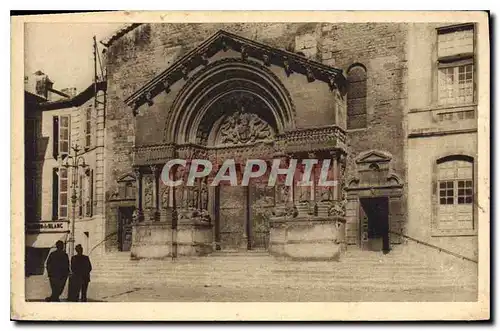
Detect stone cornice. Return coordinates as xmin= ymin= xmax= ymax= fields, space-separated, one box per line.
xmin=124 ymin=30 xmax=347 ymax=110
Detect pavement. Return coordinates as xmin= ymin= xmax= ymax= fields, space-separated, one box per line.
xmin=25 ymin=274 xmax=477 ymax=302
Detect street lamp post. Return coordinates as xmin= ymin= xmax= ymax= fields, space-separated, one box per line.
xmin=63 ymin=144 xmax=88 ymax=259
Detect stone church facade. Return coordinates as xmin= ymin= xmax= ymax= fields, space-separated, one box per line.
xmin=103 ymin=23 xmax=409 ymax=259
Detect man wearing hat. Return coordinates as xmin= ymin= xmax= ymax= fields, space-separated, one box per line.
xmin=45 ymin=240 xmax=69 ymax=302
xmin=68 ymin=244 xmax=92 ymax=302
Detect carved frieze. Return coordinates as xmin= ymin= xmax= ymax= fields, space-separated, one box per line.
xmin=134 ymin=144 xmax=175 ymax=166
xmin=276 ymin=126 xmax=347 ymax=154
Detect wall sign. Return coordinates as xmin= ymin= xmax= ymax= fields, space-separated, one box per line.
xmin=26 ymin=221 xmax=69 ymax=233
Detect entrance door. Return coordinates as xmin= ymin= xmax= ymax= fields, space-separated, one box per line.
xmin=359 ymin=197 xmax=390 ymax=252
xmin=218 ymin=185 xmax=247 ymax=250
xmin=216 ymin=181 xmax=274 ymax=251
xmin=118 ymin=206 xmax=135 ymax=251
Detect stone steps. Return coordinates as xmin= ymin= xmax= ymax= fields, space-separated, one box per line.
xmin=88 ymin=248 xmax=477 ymax=291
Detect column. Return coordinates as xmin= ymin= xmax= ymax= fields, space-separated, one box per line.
xmin=150 ymin=165 xmax=160 ymax=222
xmin=133 ymin=167 xmax=144 ymax=222
xmin=272 ymin=156 xmax=296 ymax=218
xmin=316 ymin=155 xmax=332 ymax=217
xmin=332 ymin=152 xmax=339 ymax=201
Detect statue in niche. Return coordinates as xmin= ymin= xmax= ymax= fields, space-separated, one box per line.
xmin=143 ymin=176 xmax=153 ymax=208
xmin=219 ymin=107 xmax=273 ymax=145
xmin=200 ymin=181 xmax=209 ymax=211
xmin=188 ymin=185 xmax=200 ymax=209
xmin=278 ymin=185 xmax=290 ymax=204
xmin=320 ymin=187 xmax=332 ymax=202
xmin=298 ymin=186 xmax=310 ymax=202
xmin=161 ymin=187 xmax=169 ymax=209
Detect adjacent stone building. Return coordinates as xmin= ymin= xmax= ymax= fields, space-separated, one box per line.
xmin=407 ymin=23 xmax=478 ymax=260
xmin=24 ymin=71 xmax=107 ymax=275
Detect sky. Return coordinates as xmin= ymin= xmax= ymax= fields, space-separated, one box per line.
xmin=24 ymin=23 xmax=123 ymax=92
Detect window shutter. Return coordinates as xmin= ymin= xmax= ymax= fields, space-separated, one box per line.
xmin=52 ymin=116 xmax=59 ymax=159
xmin=52 ymin=168 xmax=59 ymax=220
xmin=58 ymin=167 xmax=68 ymax=219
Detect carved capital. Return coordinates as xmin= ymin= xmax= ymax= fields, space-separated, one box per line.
xmin=149 ymin=164 xmax=159 ymax=176
xmin=133 ymin=167 xmax=142 ymax=179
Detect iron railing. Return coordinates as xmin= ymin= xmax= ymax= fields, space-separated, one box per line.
xmin=389 ymin=230 xmax=478 ymax=264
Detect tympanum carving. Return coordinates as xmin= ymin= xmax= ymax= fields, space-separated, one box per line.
xmin=218 ymin=108 xmax=274 ymax=145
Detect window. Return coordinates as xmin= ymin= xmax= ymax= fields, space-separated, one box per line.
xmin=438 ymin=64 xmax=474 ymax=105
xmin=52 ymin=115 xmax=71 ymax=158
xmin=346 ymin=65 xmax=367 ymax=129
xmin=59 ymin=167 xmax=68 ymax=218
xmin=436 ymin=156 xmax=474 ymax=232
xmin=59 ymin=115 xmax=70 ymax=155
xmin=85 ymin=106 xmax=92 ymax=148
xmin=437 ymin=24 xmax=475 ymax=105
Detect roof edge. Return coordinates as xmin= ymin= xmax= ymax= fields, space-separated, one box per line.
xmin=124 ymin=29 xmax=347 ymax=111
xmin=39 ymin=81 xmax=107 ymax=111
xmin=100 ymin=23 xmax=143 ymax=47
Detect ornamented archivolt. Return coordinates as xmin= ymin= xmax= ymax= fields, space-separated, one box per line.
xmin=218 ymin=109 xmax=274 ymax=145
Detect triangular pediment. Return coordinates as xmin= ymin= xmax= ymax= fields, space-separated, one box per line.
xmin=356 ymin=150 xmax=392 ymax=164
xmin=125 ymin=30 xmax=346 ymax=110
xmin=117 ymin=173 xmax=136 ymax=182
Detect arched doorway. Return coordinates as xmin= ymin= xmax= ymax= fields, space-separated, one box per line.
xmin=198 ymin=91 xmax=279 ymax=251
xmin=165 ymin=59 xmax=295 ymax=253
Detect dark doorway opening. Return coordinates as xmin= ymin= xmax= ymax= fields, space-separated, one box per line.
xmin=118 ymin=206 xmax=135 ymax=251
xmin=359 ymin=197 xmax=390 ymax=253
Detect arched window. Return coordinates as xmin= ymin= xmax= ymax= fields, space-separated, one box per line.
xmin=346 ymin=65 xmax=367 ymax=129
xmin=435 ymin=155 xmax=474 ymax=232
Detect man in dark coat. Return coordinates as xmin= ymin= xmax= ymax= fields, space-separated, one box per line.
xmin=69 ymin=244 xmax=92 ymax=302
xmin=45 ymin=240 xmax=69 ymax=302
